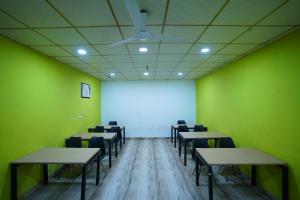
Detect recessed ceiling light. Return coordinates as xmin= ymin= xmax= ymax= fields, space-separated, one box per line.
xmin=77 ymin=49 xmax=87 ymax=55
xmin=144 ymin=72 xmax=149 ymax=76
xmin=140 ymin=38 xmax=147 ymax=41
xmin=177 ymin=72 xmax=183 ymax=76
xmin=139 ymin=47 xmax=148 ymax=53
xmin=200 ymin=48 xmax=210 ymax=53
xmin=110 ymin=73 xmax=115 ymax=76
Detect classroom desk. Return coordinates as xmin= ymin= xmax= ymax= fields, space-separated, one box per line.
xmin=74 ymin=132 xmax=117 ymax=168
xmin=11 ymin=148 xmax=100 ymax=200
xmin=170 ymin=124 xmax=194 ymax=148
xmin=178 ymin=132 xmax=228 ymax=166
xmin=195 ymin=148 xmax=288 ymax=200
xmin=90 ymin=125 xmax=126 ymax=144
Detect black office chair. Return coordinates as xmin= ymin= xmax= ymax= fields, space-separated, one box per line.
xmin=111 ymin=126 xmax=122 ymax=150
xmin=177 ymin=120 xmax=186 ymax=124
xmin=178 ymin=125 xmax=189 ymax=132
xmin=94 ymin=126 xmax=105 ymax=133
xmin=194 ymin=125 xmax=208 ymax=132
xmin=109 ymin=121 xmax=118 ymax=125
xmin=88 ymin=128 xmax=95 ymax=133
xmin=65 ymin=137 xmax=82 ymax=148
xmin=218 ymin=137 xmax=236 ymax=148
xmin=88 ymin=137 xmax=107 ymax=171
xmin=193 ymin=139 xmax=209 ymax=175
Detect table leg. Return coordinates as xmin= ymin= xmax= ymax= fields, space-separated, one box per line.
xmin=109 ymin=141 xmax=112 ymax=168
xmin=174 ymin=128 xmax=177 ymax=148
xmin=171 ymin=126 xmax=173 ymax=143
xmin=251 ymin=165 xmax=256 ymax=186
xmin=281 ymin=165 xmax=288 ymax=200
xmin=179 ymin=135 xmax=182 ymax=157
xmin=208 ymin=166 xmax=213 ymax=200
xmin=10 ymin=164 xmax=18 ymax=200
xmin=96 ymin=155 xmax=100 ymax=185
xmin=115 ymin=138 xmax=118 ymax=158
xmin=214 ymin=139 xmax=217 ymax=148
xmin=43 ymin=164 xmax=48 ymax=185
xmin=81 ymin=165 xmax=87 ymax=200
xmin=184 ymin=140 xmax=187 ymax=166
xmin=196 ymin=157 xmax=200 ymax=186
xmin=123 ymin=127 xmax=126 ymax=144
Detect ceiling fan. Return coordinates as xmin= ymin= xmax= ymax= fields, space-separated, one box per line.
xmin=110 ymin=0 xmax=184 ymax=46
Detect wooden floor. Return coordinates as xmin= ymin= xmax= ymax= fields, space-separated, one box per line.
xmin=23 ymin=138 xmax=274 ymax=200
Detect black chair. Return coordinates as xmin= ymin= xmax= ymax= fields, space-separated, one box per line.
xmin=218 ymin=137 xmax=236 ymax=148
xmin=65 ymin=137 xmax=82 ymax=148
xmin=193 ymin=139 xmax=209 ymax=175
xmin=109 ymin=121 xmax=118 ymax=125
xmin=177 ymin=120 xmax=186 ymax=124
xmin=88 ymin=137 xmax=107 ymax=171
xmin=88 ymin=128 xmax=95 ymax=133
xmin=178 ymin=125 xmax=189 ymax=133
xmin=194 ymin=125 xmax=208 ymax=132
xmin=111 ymin=126 xmax=122 ymax=149
xmin=94 ymin=126 xmax=105 ymax=133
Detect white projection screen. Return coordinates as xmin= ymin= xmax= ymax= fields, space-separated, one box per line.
xmin=101 ymin=80 xmax=196 ymax=137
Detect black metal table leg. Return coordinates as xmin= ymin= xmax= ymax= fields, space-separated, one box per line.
xmin=171 ymin=126 xmax=173 ymax=143
xmin=179 ymin=135 xmax=182 ymax=157
xmin=174 ymin=128 xmax=177 ymax=148
xmin=196 ymin=157 xmax=199 ymax=186
xmin=10 ymin=164 xmax=18 ymax=200
xmin=109 ymin=140 xmax=112 ymax=168
xmin=115 ymin=138 xmax=118 ymax=158
xmin=251 ymin=165 xmax=256 ymax=186
xmin=208 ymin=166 xmax=213 ymax=200
xmin=281 ymin=165 xmax=288 ymax=200
xmin=96 ymin=155 xmax=100 ymax=185
xmin=43 ymin=164 xmax=48 ymax=185
xmin=184 ymin=139 xmax=187 ymax=166
xmin=123 ymin=127 xmax=126 ymax=144
xmin=81 ymin=165 xmax=87 ymax=200
xmin=214 ymin=139 xmax=217 ymax=148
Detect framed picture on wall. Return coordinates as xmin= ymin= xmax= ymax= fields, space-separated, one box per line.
xmin=81 ymin=83 xmax=91 ymax=98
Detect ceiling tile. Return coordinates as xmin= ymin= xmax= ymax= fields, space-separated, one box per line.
xmin=199 ymin=62 xmax=224 ymax=68
xmin=91 ymin=62 xmax=113 ymax=69
xmin=157 ymin=54 xmax=183 ymax=62
xmin=234 ymin=26 xmax=292 ymax=43
xmin=167 ymin=0 xmax=225 ymax=24
xmin=61 ymin=45 xmax=99 ymax=56
xmin=54 ymin=56 xmax=83 ymax=64
xmin=190 ymin=43 xmax=226 ymax=54
xmin=0 ymin=0 xmax=70 ymax=27
xmin=206 ymin=54 xmax=238 ymax=63
xmin=213 ymin=0 xmax=282 ymax=25
xmin=94 ymin=44 xmax=128 ymax=55
xmin=30 ymin=46 xmax=71 ymax=57
xmin=0 ymin=11 xmax=26 ymax=28
xmin=0 ymin=29 xmax=52 ymax=45
xmin=134 ymin=62 xmax=156 ymax=68
xmin=105 ymin=55 xmax=132 ymax=62
xmin=177 ymin=62 xmax=199 ymax=69
xmin=121 ymin=26 xmax=162 ymax=43
xmin=78 ymin=27 xmax=122 ymax=44
xmin=80 ymin=55 xmax=106 ymax=63
xmin=111 ymin=62 xmax=134 ymax=68
xmin=259 ymin=0 xmax=300 ymax=25
xmin=132 ymin=55 xmax=157 ymax=62
xmin=218 ymin=44 xmax=259 ymax=54
xmin=70 ymin=63 xmax=91 ymax=69
xmin=35 ymin=28 xmax=87 ymax=45
xmin=164 ymin=26 xmax=206 ymax=43
xmin=182 ymin=54 xmax=210 ymax=62
xmin=156 ymin=62 xmax=177 ymax=68
xmin=49 ymin=0 xmax=115 ymax=26
xmin=198 ymin=26 xmax=247 ymax=43
xmin=127 ymin=44 xmax=159 ymax=54
xmin=159 ymin=44 xmax=192 ymax=54
xmin=111 ymin=0 xmax=166 ymax=25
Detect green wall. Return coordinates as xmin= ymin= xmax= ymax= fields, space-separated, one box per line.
xmin=0 ymin=35 xmax=101 ymax=199
xmin=196 ymin=29 xmax=300 ymax=199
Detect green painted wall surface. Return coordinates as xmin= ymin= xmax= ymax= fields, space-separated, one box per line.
xmin=0 ymin=35 xmax=101 ymax=199
xmin=196 ymin=29 xmax=300 ymax=199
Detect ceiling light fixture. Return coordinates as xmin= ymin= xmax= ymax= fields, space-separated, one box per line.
xmin=110 ymin=73 xmax=115 ymax=76
xmin=177 ymin=72 xmax=183 ymax=76
xmin=77 ymin=49 xmax=87 ymax=55
xmin=144 ymin=65 xmax=149 ymax=76
xmin=139 ymin=47 xmax=148 ymax=53
xmin=200 ymin=48 xmax=210 ymax=53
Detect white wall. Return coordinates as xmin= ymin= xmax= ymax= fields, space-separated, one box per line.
xmin=101 ymin=80 xmax=196 ymax=137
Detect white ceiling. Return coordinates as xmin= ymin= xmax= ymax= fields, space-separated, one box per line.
xmin=0 ymin=0 xmax=299 ymax=80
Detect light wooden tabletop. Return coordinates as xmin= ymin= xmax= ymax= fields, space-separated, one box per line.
xmin=172 ymin=124 xmax=195 ymax=128
xmin=179 ymin=132 xmax=227 ymax=139
xmin=104 ymin=125 xmax=124 ymax=129
xmin=196 ymin=148 xmax=287 ymax=166
xmin=12 ymin=148 xmax=100 ymax=164
xmin=75 ymin=132 xmax=117 ymax=140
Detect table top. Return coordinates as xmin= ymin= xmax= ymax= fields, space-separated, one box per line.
xmin=196 ymin=148 xmax=287 ymax=166
xmin=179 ymin=132 xmax=227 ymax=139
xmin=172 ymin=124 xmax=195 ymax=129
xmin=12 ymin=148 xmax=100 ymax=164
xmin=103 ymin=125 xmax=125 ymax=129
xmin=75 ymin=132 xmax=117 ymax=140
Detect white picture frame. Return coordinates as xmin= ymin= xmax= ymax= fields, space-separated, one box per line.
xmin=81 ymin=83 xmax=91 ymax=98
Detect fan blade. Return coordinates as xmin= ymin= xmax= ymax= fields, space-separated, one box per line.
xmin=124 ymin=0 xmax=146 ymax=31
xmin=150 ymin=34 xmax=185 ymax=42
xmin=110 ymin=36 xmax=136 ymax=46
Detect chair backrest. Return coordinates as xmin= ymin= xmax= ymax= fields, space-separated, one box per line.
xmin=178 ymin=125 xmax=189 ymax=132
xmin=192 ymin=139 xmax=209 ymax=159
xmin=219 ymin=137 xmax=236 ymax=148
xmin=109 ymin=121 xmax=118 ymax=125
xmin=88 ymin=128 xmax=95 ymax=133
xmin=88 ymin=137 xmax=106 ymax=157
xmin=194 ymin=125 xmax=207 ymax=132
xmin=110 ymin=126 xmax=122 ymax=139
xmin=94 ymin=126 xmax=104 ymax=133
xmin=177 ymin=120 xmax=186 ymax=124
xmin=65 ymin=137 xmax=82 ymax=148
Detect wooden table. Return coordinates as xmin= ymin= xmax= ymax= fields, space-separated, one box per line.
xmin=170 ymin=124 xmax=195 ymax=148
xmin=11 ymin=148 xmax=100 ymax=200
xmin=195 ymin=148 xmax=288 ymax=200
xmin=178 ymin=132 xmax=228 ymax=166
xmin=74 ymin=132 xmax=117 ymax=168
xmin=90 ymin=125 xmax=126 ymax=144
